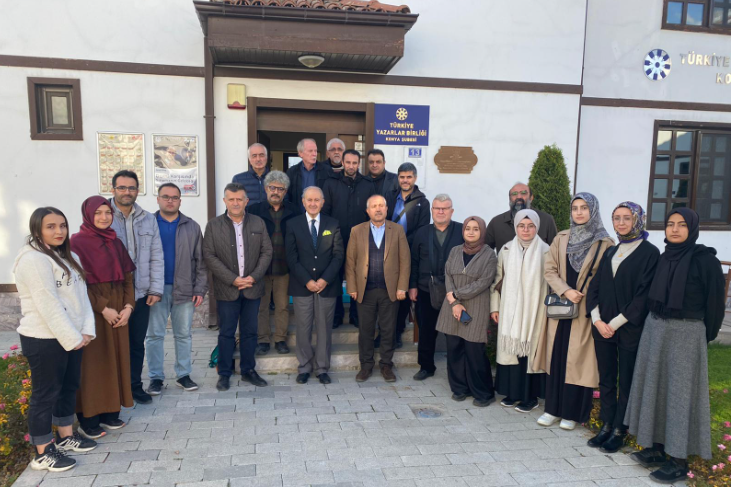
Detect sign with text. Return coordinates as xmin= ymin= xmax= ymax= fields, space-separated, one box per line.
xmin=374 ymin=104 xmax=430 ymax=145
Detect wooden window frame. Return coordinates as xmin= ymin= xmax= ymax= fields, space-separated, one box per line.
xmin=27 ymin=77 xmax=83 ymax=141
xmin=662 ymin=0 xmax=731 ymax=34
xmin=648 ymin=120 xmax=731 ymax=231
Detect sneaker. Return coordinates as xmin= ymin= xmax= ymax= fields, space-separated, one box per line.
xmin=537 ymin=412 xmax=559 ymax=427
xmin=176 ymin=376 xmax=199 ymax=391
xmin=29 ymin=443 xmax=77 ymax=472
xmin=147 ymin=379 xmax=164 ymax=396
xmin=216 ymin=375 xmax=230 ymax=391
xmin=132 ymin=388 xmax=152 ymax=405
xmin=56 ymin=431 xmax=98 ymax=453
xmin=515 ymin=400 xmax=539 ymax=413
xmin=78 ymin=425 xmax=106 ymax=440
xmin=649 ymin=458 xmax=688 ymax=484
xmin=99 ymin=418 xmax=126 ymax=430
xmin=559 ymin=419 xmax=577 ymax=430
xmin=500 ymin=397 xmax=518 ymax=407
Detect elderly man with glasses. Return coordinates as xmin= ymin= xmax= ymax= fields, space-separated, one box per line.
xmin=248 ymin=171 xmax=302 ymax=355
xmin=323 ymin=138 xmax=346 ymax=174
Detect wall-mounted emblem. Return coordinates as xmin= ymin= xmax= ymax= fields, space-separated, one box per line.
xmin=433 ymin=146 xmax=478 ymax=174
xmin=644 ymin=49 xmax=672 ymax=81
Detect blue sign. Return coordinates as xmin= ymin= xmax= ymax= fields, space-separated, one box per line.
xmin=408 ymin=148 xmax=422 ymax=157
xmin=374 ymin=104 xmax=430 ymax=146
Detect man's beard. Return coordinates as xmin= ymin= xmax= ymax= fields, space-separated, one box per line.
xmin=511 ymin=198 xmax=530 ymax=213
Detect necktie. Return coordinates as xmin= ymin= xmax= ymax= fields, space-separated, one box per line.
xmin=311 ymin=219 xmax=318 ymax=249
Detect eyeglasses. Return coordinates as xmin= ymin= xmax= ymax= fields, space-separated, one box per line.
xmin=612 ymin=216 xmax=633 ymax=223
xmin=160 ymin=195 xmax=181 ymax=202
xmin=510 ymin=190 xmax=529 ymax=196
xmin=114 ymin=186 xmax=138 ymax=193
xmin=267 ymin=186 xmax=286 ymax=193
xmin=432 ymin=207 xmax=453 ymax=213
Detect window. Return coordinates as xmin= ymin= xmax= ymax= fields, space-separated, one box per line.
xmin=663 ymin=0 xmax=731 ymax=32
xmin=27 ymin=78 xmax=83 ymax=140
xmin=648 ymin=122 xmax=731 ymax=229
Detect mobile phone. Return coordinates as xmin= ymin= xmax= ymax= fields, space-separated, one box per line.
xmin=459 ymin=310 xmax=472 ymax=325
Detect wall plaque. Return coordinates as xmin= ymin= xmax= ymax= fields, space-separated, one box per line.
xmin=433 ymin=146 xmax=478 ymax=174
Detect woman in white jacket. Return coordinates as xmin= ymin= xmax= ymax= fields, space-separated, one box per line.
xmin=14 ymin=207 xmax=97 ymax=472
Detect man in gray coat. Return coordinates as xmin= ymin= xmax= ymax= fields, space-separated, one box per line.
xmin=146 ymin=183 xmax=208 ymax=396
xmin=108 ymin=170 xmax=164 ymax=405
xmin=203 ymin=183 xmax=273 ymax=391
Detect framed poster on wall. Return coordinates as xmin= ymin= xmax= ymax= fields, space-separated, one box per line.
xmin=152 ymin=134 xmax=199 ymax=196
xmin=97 ymin=132 xmax=146 ymax=195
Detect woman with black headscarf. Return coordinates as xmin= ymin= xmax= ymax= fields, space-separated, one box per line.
xmin=624 ymin=208 xmax=725 ymax=484
xmin=585 ymin=202 xmax=659 ymax=453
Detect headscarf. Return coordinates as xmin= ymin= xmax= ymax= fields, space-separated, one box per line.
xmin=462 ymin=216 xmax=487 ymax=255
xmin=70 ymin=196 xmax=136 ymax=285
xmin=566 ymin=192 xmax=610 ymax=272
xmin=647 ymin=207 xmax=701 ymax=311
xmin=514 ymin=209 xmax=541 ymax=250
xmin=612 ymin=201 xmax=649 ymax=243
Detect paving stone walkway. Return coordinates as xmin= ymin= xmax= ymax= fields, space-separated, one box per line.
xmin=7 ymin=329 xmax=686 ymax=487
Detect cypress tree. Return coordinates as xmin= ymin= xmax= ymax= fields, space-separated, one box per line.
xmin=528 ymin=144 xmax=572 ymax=231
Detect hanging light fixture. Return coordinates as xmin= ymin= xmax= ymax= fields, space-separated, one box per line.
xmin=298 ymin=54 xmax=325 ymax=68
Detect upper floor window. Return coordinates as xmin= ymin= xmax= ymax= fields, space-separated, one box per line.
xmin=663 ymin=0 xmax=731 ymax=33
xmin=27 ymin=78 xmax=83 ymax=141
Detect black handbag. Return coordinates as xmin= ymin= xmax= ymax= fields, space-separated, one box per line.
xmin=544 ymin=242 xmax=602 ymax=320
xmin=428 ymin=228 xmax=447 ymax=310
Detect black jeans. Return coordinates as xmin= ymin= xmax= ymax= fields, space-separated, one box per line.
xmin=128 ymin=297 xmax=151 ymax=392
xmin=358 ymin=288 xmax=398 ymax=369
xmin=20 ymin=335 xmax=83 ymax=445
xmin=594 ymin=339 xmax=637 ymax=429
xmin=217 ymin=293 xmax=261 ymax=376
xmin=415 ymin=290 xmax=441 ymax=373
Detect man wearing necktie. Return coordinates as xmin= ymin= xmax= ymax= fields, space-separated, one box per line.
xmin=285 ymin=186 xmax=344 ymax=384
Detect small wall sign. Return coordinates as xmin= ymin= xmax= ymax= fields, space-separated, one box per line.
xmin=434 ymin=146 xmax=478 ymax=174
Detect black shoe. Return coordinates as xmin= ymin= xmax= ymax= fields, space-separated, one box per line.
xmin=275 ymin=341 xmax=290 ymax=354
xmin=132 ymin=388 xmax=152 ymax=405
xmin=242 ymin=369 xmax=268 ymax=387
xmin=500 ymin=397 xmax=518 ymax=407
xmin=176 ymin=375 xmax=199 ymax=391
xmin=587 ymin=424 xmax=613 ymax=448
xmin=256 ymin=343 xmax=270 ymax=356
xmin=216 ymin=375 xmax=230 ymax=392
xmin=514 ymin=400 xmax=539 ymax=413
xmin=30 ymin=443 xmax=77 ymax=472
xmin=649 ymin=458 xmax=688 ymax=484
xmin=147 ymin=379 xmax=164 ymax=396
xmin=395 ymin=335 xmax=403 ymax=349
xmin=296 ymin=373 xmax=310 ymax=384
xmin=78 ymin=425 xmax=106 ymax=440
xmin=99 ymin=418 xmax=126 ymax=430
xmin=413 ymin=369 xmax=434 ymax=381
xmin=56 ymin=432 xmax=98 ymax=453
xmin=452 ymin=393 xmax=469 ymax=402
xmin=318 ymin=373 xmax=332 ymax=384
xmin=631 ymin=446 xmax=666 ymax=468
xmin=599 ymin=428 xmax=627 ymax=453
xmin=472 ymin=397 xmax=495 ymax=408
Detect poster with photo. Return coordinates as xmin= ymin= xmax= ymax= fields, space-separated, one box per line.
xmin=97 ymin=132 xmax=146 ymax=195
xmin=152 ymin=134 xmax=199 ymax=196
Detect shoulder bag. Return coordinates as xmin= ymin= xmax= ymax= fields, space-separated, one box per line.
xmin=544 ymin=242 xmax=602 ymax=320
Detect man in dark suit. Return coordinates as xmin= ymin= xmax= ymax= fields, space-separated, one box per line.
xmin=365 ymin=149 xmax=398 ymax=196
xmin=286 ymin=186 xmax=344 ymax=385
xmin=286 ymin=138 xmax=333 ymax=213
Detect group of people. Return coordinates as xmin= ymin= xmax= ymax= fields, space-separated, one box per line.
xmin=12 ymin=137 xmax=726 ymax=485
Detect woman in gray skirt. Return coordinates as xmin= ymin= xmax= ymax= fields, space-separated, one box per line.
xmin=624 ymin=207 xmax=726 ymax=484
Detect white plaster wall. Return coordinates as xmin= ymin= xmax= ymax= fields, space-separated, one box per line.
xmin=0 ymin=67 xmax=206 ymax=283
xmin=583 ymin=0 xmax=731 ymax=102
xmin=577 ymin=105 xmax=731 ymax=258
xmin=214 ymin=77 xmax=580 ymax=222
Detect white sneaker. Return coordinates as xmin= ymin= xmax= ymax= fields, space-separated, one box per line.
xmin=560 ymin=419 xmax=577 ymax=430
xmin=537 ymin=412 xmax=559 ymax=426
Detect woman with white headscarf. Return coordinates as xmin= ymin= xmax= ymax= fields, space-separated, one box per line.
xmin=534 ymin=193 xmax=614 ymax=430
xmin=490 ymin=209 xmax=549 ymax=413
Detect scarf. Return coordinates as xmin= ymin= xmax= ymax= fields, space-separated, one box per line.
xmin=648 ymin=207 xmax=701 ymax=311
xmin=70 ymin=196 xmax=136 ymax=285
xmin=613 ymin=201 xmax=649 ymax=243
xmin=462 ymin=216 xmax=487 ymax=255
xmin=566 ymin=192 xmax=610 ymax=272
xmin=514 ymin=209 xmax=541 ymax=250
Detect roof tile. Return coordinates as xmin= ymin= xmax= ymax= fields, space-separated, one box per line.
xmin=215 ymin=0 xmax=411 ymax=14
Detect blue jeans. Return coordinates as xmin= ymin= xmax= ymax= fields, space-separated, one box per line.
xmin=146 ymin=284 xmax=195 ymax=380
xmin=217 ymin=293 xmax=261 ymax=377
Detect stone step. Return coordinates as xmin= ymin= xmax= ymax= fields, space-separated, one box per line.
xmin=266 ymin=322 xmax=415 ymax=346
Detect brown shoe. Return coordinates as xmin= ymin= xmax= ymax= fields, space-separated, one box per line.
xmin=381 ymin=365 xmax=396 ymax=382
xmin=356 ymin=368 xmax=372 ymax=382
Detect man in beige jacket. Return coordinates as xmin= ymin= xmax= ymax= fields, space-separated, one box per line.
xmin=346 ymin=195 xmax=410 ymax=382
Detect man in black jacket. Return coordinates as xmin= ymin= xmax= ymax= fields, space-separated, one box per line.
xmin=408 ymin=194 xmax=463 ymax=380
xmin=286 ymin=186 xmax=344 ymax=385
xmin=366 ymin=149 xmax=398 ymax=196
xmin=386 ymin=163 xmax=430 ymax=348
xmin=322 ymin=149 xmax=375 ymax=329
xmin=248 ymin=170 xmax=302 ymax=356
xmin=286 ymin=138 xmax=333 ymax=213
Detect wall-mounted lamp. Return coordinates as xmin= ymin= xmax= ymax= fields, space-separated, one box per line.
xmin=298 ymin=54 xmax=325 ymax=69
xmin=227 ymin=84 xmax=246 ymax=109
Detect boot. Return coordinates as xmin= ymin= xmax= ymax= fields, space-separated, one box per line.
xmin=587 ymin=424 xmax=613 ymax=448
xmin=599 ymin=427 xmax=627 ymax=453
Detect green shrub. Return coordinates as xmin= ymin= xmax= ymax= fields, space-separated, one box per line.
xmin=0 ymin=346 xmax=33 ymax=485
xmin=528 ymin=144 xmax=572 ymax=231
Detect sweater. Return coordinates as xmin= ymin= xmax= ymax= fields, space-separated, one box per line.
xmin=13 ymin=245 xmax=95 ymax=351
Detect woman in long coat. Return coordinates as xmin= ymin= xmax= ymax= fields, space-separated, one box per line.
xmin=436 ymin=216 xmax=497 ymax=407
xmin=534 ymin=192 xmax=614 ymax=430
xmin=490 ymin=209 xmax=549 ymax=413
xmin=624 ymin=208 xmax=726 ymax=484
xmin=70 ymin=196 xmax=136 ymax=439
xmin=585 ymin=202 xmax=659 ymax=452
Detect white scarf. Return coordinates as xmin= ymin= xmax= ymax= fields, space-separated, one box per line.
xmin=497 ymin=235 xmax=549 ymax=361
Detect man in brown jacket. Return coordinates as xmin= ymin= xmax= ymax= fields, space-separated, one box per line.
xmin=346 ymin=194 xmax=410 ymax=382
xmin=203 ymin=183 xmax=272 ymax=392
